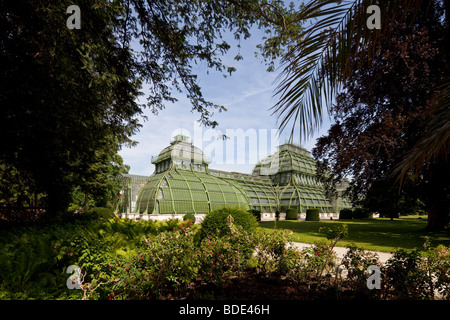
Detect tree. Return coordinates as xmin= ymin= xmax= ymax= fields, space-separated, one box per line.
xmin=1 ymin=0 xmax=301 ymax=217
xmin=0 ymin=161 xmax=44 ymax=207
xmin=272 ymin=0 xmax=449 ymax=230
xmin=69 ymin=150 xmax=129 ymax=212
xmin=311 ymin=2 xmax=449 ymax=230
xmin=79 ymin=149 xmax=130 ymax=211
xmin=1 ymin=0 xmax=142 ymax=216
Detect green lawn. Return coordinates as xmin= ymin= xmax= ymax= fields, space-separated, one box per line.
xmin=259 ymin=216 xmax=450 ymax=253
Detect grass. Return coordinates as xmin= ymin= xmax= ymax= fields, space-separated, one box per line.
xmin=259 ymin=215 xmax=450 ymax=253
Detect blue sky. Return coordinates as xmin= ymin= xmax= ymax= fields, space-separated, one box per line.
xmin=119 ymin=25 xmax=333 ymax=176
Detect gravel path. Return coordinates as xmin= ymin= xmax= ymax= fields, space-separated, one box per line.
xmin=291 ymin=242 xmax=393 ymax=264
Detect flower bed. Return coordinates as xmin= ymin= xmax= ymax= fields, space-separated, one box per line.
xmin=0 ymin=212 xmax=449 ymax=300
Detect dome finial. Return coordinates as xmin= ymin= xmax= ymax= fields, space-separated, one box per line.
xmin=171 ymin=134 xmax=191 ymax=144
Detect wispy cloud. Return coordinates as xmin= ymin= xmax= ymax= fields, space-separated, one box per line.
xmin=119 ymin=28 xmax=331 ymax=176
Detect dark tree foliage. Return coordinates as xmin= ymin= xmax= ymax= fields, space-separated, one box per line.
xmin=0 ymin=0 xmax=301 ymax=216
xmin=1 ymin=0 xmax=140 ymax=215
xmin=312 ymin=1 xmax=449 ymax=230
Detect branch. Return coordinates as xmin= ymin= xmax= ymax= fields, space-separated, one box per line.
xmin=79 ymin=271 xmax=110 ymax=300
xmin=224 ymin=0 xmax=285 ymax=27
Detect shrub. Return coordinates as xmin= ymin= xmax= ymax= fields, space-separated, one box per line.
xmin=200 ymin=207 xmax=258 ymax=239
xmin=319 ymin=224 xmax=348 ymax=247
xmin=305 ymin=208 xmax=320 ymax=221
xmin=340 ymin=244 xmax=382 ymax=297
xmin=301 ymin=241 xmax=337 ymax=280
xmin=383 ymin=248 xmax=429 ymax=300
xmin=285 ymin=208 xmax=298 ymax=220
xmin=430 ymin=245 xmax=450 ymax=299
xmin=113 ymin=226 xmax=200 ymax=300
xmin=339 ymin=208 xmax=353 ymax=220
xmin=86 ymin=207 xmax=115 ymax=221
xmin=198 ymin=224 xmax=253 ymax=287
xmin=183 ymin=213 xmax=196 ymax=224
xmin=251 ymin=229 xmax=296 ymax=275
xmin=248 ymin=209 xmax=261 ymax=222
xmin=353 ymin=207 xmax=372 ymax=219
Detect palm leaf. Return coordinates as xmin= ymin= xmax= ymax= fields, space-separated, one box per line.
xmin=272 ymin=0 xmax=425 ymax=142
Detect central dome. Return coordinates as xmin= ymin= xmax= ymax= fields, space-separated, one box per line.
xmin=252 ymin=143 xmax=316 ymax=177
xmin=152 ymin=134 xmax=210 ymax=174
xmin=153 ymin=134 xmax=208 ymax=164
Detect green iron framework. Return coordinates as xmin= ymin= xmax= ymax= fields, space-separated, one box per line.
xmin=115 ymin=135 xmax=351 ymax=215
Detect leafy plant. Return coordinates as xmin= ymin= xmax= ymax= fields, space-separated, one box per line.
xmin=113 ymin=225 xmax=200 ymax=299
xmin=301 ymin=241 xmax=338 ymax=282
xmin=198 ymin=231 xmax=250 ymax=287
xmin=319 ymin=224 xmax=348 ymax=248
xmin=421 ymin=238 xmax=450 ymax=300
xmin=0 ymin=231 xmax=55 ymax=292
xmin=183 ymin=213 xmax=196 ymax=224
xmin=85 ymin=207 xmax=115 ymax=221
xmin=251 ymin=229 xmax=296 ymax=276
xmin=382 ymin=249 xmax=429 ymax=300
xmin=248 ymin=209 xmax=261 ymax=222
xmin=2 ymin=213 xmax=449 ymax=300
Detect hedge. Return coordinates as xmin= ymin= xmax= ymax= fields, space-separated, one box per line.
xmin=200 ymin=207 xmax=258 ymax=238
xmin=339 ymin=208 xmax=373 ymax=219
xmin=339 ymin=208 xmax=353 ymax=220
xmin=305 ymin=208 xmax=320 ymax=221
xmin=353 ymin=208 xmax=373 ymax=219
xmin=285 ymin=208 xmax=298 ymax=220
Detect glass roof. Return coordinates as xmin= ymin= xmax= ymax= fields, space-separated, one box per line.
xmin=134 ymin=167 xmax=249 ymax=214
xmin=252 ymin=143 xmax=317 ymax=177
xmin=151 ymin=134 xmax=210 ymax=165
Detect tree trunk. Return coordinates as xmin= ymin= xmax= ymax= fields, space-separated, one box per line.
xmin=425 ymin=161 xmax=449 ymax=231
xmin=427 ymin=200 xmax=449 ymax=231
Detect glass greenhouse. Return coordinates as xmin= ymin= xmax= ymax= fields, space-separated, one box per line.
xmin=115 ymin=134 xmax=351 ymax=215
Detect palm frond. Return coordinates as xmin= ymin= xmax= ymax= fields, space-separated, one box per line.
xmin=272 ymin=0 xmax=425 ymax=142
